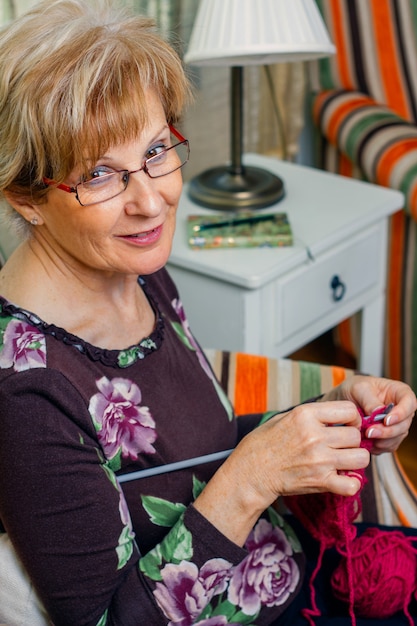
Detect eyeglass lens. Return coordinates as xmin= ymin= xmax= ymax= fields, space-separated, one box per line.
xmin=77 ymin=139 xmax=189 ymax=206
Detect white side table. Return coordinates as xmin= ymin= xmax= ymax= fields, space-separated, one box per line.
xmin=167 ymin=154 xmax=403 ymax=376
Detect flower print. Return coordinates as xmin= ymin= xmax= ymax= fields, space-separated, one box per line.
xmin=116 ymin=487 xmax=136 ymax=569
xmin=171 ymin=299 xmax=233 ymax=421
xmin=228 ymin=518 xmax=300 ymax=615
xmin=171 ymin=298 xmax=212 ymax=379
xmin=153 ymin=558 xmax=233 ymax=626
xmin=89 ymin=376 xmax=157 ymax=461
xmin=0 ymin=319 xmax=46 ymax=372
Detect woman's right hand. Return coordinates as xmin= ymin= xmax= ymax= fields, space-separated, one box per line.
xmin=194 ymin=400 xmax=369 ymax=547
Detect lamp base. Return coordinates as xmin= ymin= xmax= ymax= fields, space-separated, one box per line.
xmin=187 ymin=165 xmax=285 ymax=211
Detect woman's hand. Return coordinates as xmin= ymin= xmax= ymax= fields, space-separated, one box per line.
xmin=194 ymin=400 xmax=369 ymax=546
xmin=321 ymin=375 xmax=417 ymax=455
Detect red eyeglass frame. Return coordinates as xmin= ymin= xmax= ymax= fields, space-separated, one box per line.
xmin=42 ymin=124 xmax=187 ymax=193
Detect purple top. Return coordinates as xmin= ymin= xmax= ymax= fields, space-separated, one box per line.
xmin=0 ymin=268 xmax=305 ymax=625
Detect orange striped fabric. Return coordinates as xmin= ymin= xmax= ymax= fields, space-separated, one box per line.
xmin=338 ymin=153 xmax=354 ymax=178
xmin=372 ymin=0 xmax=411 ymax=118
xmin=314 ymin=0 xmax=417 ymax=120
xmin=328 ymin=0 xmax=354 ymax=89
xmin=376 ymin=138 xmax=417 ymax=187
xmin=232 ymin=353 xmax=269 ymax=415
xmin=311 ymin=0 xmax=417 ymax=388
xmin=330 ymin=364 xmax=347 ymax=387
xmin=326 ymin=95 xmax=372 ymax=144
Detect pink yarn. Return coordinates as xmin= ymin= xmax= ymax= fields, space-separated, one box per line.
xmin=284 ymin=405 xmax=417 ymax=626
xmin=332 ymin=527 xmax=417 ymax=619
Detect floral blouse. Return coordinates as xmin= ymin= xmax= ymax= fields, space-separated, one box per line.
xmin=0 ymin=268 xmax=305 ymax=625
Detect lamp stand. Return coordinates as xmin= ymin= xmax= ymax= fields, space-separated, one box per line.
xmin=188 ymin=67 xmax=285 ymax=211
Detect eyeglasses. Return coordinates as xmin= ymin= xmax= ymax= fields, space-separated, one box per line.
xmin=43 ymin=125 xmax=189 ymax=207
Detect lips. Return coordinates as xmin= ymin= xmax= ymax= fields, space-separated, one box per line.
xmin=121 ymin=224 xmax=163 ymax=245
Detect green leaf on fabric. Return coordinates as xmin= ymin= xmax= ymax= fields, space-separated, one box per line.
xmin=106 ymin=448 xmax=122 ymax=473
xmin=95 ymin=610 xmax=108 ymax=626
xmin=0 ymin=315 xmax=12 ymax=346
xmin=101 ymin=462 xmax=118 ymax=490
xmin=116 ymin=525 xmax=134 ymax=570
xmin=171 ymin=322 xmax=196 ymax=351
xmin=139 ymin=545 xmax=163 ymax=581
xmin=118 ymin=347 xmax=142 ymax=367
xmin=160 ymin=519 xmax=193 ymax=563
xmin=232 ymin=610 xmax=259 ymax=625
xmin=141 ymin=495 xmax=186 ymax=527
xmin=192 ymin=475 xmax=206 ymax=499
xmin=210 ymin=599 xmax=237 ymax=619
xmin=213 ymin=377 xmax=234 ymax=421
xmin=280 ymin=518 xmax=302 ymax=553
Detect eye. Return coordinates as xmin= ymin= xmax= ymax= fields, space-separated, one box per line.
xmin=146 ymin=143 xmax=169 ymax=161
xmin=80 ymin=166 xmax=117 ymax=187
xmin=86 ymin=166 xmax=115 ymax=181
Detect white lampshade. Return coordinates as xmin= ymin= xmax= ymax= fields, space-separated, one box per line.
xmin=184 ymin=0 xmax=335 ymax=67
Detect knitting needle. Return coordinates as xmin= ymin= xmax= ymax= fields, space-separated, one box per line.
xmin=363 ymin=403 xmax=395 ymax=422
xmin=117 ymin=448 xmax=233 ymax=483
xmin=118 ymin=404 xmax=396 ymax=483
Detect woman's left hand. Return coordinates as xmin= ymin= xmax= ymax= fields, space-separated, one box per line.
xmin=321 ymin=375 xmax=417 ymax=454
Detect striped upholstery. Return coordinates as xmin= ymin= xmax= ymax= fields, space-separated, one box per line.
xmin=204 ymin=349 xmax=349 ymax=413
xmin=310 ymin=0 xmax=417 ymax=390
xmin=205 ymin=349 xmax=417 ymax=527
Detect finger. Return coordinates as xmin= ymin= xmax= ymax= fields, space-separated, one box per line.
xmin=326 ymin=472 xmax=363 ymax=497
xmin=326 ymin=424 xmax=362 ymax=449
xmin=315 ymin=400 xmax=362 ymax=428
xmin=333 ymin=447 xmax=370 ymax=472
xmin=365 ymin=414 xmax=413 ymax=441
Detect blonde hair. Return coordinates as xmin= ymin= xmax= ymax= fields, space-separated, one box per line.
xmin=0 ymin=0 xmax=191 ymax=233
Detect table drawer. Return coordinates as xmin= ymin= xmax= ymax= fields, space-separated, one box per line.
xmin=275 ymin=226 xmax=382 ymax=342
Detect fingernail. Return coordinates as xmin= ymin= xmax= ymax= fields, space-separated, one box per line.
xmin=367 ymin=427 xmax=375 ymax=438
xmin=386 ymin=414 xmax=397 ymax=426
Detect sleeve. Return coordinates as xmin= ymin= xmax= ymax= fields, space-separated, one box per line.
xmin=0 ymin=369 xmax=304 ymax=626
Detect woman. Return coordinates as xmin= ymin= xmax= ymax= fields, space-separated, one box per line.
xmin=0 ymin=1 xmax=415 ymax=625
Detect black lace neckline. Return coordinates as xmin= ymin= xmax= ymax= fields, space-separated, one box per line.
xmin=0 ymin=277 xmax=164 ymax=368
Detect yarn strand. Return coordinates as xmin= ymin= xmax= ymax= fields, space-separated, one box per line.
xmin=285 ymin=405 xmax=417 ymax=625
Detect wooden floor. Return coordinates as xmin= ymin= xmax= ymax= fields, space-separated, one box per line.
xmin=289 ymin=331 xmax=417 ymax=490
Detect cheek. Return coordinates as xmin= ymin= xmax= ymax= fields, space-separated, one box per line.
xmin=167 ymin=171 xmax=183 ymax=204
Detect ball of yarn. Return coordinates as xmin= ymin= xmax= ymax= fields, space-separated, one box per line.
xmin=331 ymin=527 xmax=417 ymax=618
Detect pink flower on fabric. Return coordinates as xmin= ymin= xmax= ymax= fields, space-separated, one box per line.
xmin=228 ymin=519 xmax=300 ymax=615
xmin=171 ymin=298 xmax=213 ymax=379
xmin=0 ymin=319 xmax=46 ymax=371
xmin=153 ymin=558 xmax=233 ymax=626
xmin=89 ymin=376 xmax=157 ymax=460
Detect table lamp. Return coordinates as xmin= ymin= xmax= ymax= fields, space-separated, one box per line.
xmin=184 ymin=0 xmax=335 ymax=211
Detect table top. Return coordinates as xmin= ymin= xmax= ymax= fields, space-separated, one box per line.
xmin=169 ymin=154 xmax=404 ymax=289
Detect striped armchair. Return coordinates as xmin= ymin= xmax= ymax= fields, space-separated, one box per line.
xmin=205 ymin=349 xmax=417 ymax=527
xmin=310 ymin=0 xmax=417 ymax=391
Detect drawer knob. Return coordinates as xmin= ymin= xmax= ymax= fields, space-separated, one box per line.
xmin=330 ymin=275 xmax=346 ymax=302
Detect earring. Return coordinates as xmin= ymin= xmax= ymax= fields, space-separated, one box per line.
xmin=30 ymin=217 xmax=38 ymax=226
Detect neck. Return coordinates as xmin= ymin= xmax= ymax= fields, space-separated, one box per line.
xmin=0 ymin=239 xmax=156 ymax=350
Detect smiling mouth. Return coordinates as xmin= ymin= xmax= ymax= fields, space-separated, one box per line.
xmin=121 ymin=224 xmax=163 ymax=243
xmin=127 ymin=226 xmax=159 ymax=237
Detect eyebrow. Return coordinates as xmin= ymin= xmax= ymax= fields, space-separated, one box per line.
xmin=97 ymin=125 xmax=171 ymax=164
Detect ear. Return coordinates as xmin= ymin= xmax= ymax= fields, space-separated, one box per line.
xmin=3 ymin=191 xmax=44 ymax=226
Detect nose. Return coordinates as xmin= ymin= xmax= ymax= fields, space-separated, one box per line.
xmin=123 ymin=170 xmax=164 ymax=217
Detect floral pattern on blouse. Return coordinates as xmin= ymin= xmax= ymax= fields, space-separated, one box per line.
xmin=0 ymin=317 xmax=47 ymax=372
xmin=170 ymin=298 xmax=233 ymax=421
xmin=140 ymin=484 xmax=301 ymax=625
xmin=89 ymin=376 xmax=157 ymax=471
